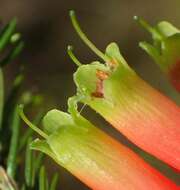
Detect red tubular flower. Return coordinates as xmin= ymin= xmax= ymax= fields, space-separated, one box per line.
xmin=68 ymin=11 xmax=180 ymax=170
xmin=19 ymin=105 xmax=179 ymax=190
xmin=134 ymin=16 xmax=180 ymax=92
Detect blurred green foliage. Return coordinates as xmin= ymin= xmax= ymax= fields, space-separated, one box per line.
xmin=0 ymin=19 xmax=58 ymax=190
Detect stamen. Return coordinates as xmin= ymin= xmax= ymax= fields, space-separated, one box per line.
xmin=69 ymin=10 xmax=109 ymax=62
xmin=96 ymin=69 xmax=109 ymax=80
xmin=91 ymin=69 xmax=109 ymax=98
xmin=18 ymin=104 xmax=48 ymax=139
xmin=67 ymin=45 xmax=82 ymax=66
xmin=134 ymin=16 xmax=163 ymax=40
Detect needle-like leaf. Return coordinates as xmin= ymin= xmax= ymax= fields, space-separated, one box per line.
xmin=6 ymin=105 xmax=21 ymax=179
xmin=0 ymin=18 xmax=17 ymax=51
xmin=49 ymin=173 xmax=58 ymax=190
xmin=0 ymin=69 xmax=3 ymax=129
xmin=0 ymin=41 xmax=24 ymax=67
xmin=25 ymin=137 xmax=34 ymax=187
xmin=39 ymin=166 xmax=48 ymax=190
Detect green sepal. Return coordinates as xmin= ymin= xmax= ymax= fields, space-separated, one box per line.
xmin=156 ymin=21 xmax=180 ymax=37
xmin=30 ymin=139 xmax=59 ymax=164
xmin=139 ymin=41 xmax=161 ymax=64
xmin=43 ymin=109 xmax=74 ymax=135
xmin=105 ymin=42 xmax=129 ymax=68
xmin=31 ymin=110 xmax=95 ymax=168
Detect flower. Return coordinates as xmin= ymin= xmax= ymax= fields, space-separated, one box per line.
xmin=69 ymin=11 xmax=180 ymax=170
xmin=135 ymin=16 xmax=180 ymax=92
xmin=19 ymin=104 xmax=179 ymax=190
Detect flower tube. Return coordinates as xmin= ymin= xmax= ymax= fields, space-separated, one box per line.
xmin=68 ymin=11 xmax=180 ymax=170
xmin=19 ymin=105 xmax=179 ymax=190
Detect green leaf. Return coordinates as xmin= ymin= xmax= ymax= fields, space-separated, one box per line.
xmin=0 ymin=69 xmax=3 ymax=129
xmin=34 ymin=153 xmax=44 ymax=176
xmin=7 ymin=105 xmax=21 ymax=179
xmin=0 ymin=18 xmax=17 ymax=51
xmin=25 ymin=137 xmax=34 ymax=187
xmin=0 ymin=41 xmax=24 ymax=67
xmin=39 ymin=166 xmax=48 ymax=190
xmin=2 ymin=73 xmax=24 ymax=132
xmin=49 ymin=173 xmax=58 ymax=190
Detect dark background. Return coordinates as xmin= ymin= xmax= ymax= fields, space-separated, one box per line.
xmin=1 ymin=0 xmax=180 ymax=189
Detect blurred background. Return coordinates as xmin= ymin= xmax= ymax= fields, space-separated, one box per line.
xmin=0 ymin=0 xmax=180 ymax=189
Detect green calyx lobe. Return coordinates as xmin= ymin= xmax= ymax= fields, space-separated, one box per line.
xmin=31 ymin=108 xmax=101 ymax=167
xmin=137 ymin=17 xmax=180 ymax=72
xmin=43 ymin=110 xmax=74 ymax=135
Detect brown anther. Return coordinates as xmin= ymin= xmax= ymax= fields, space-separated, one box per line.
xmin=96 ymin=69 xmax=109 ymax=80
xmin=91 ymin=79 xmax=104 ymax=98
xmin=107 ymin=58 xmax=118 ymax=70
xmin=91 ymin=91 xmax=104 ymax=98
xmin=91 ymin=69 xmax=109 ymax=98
